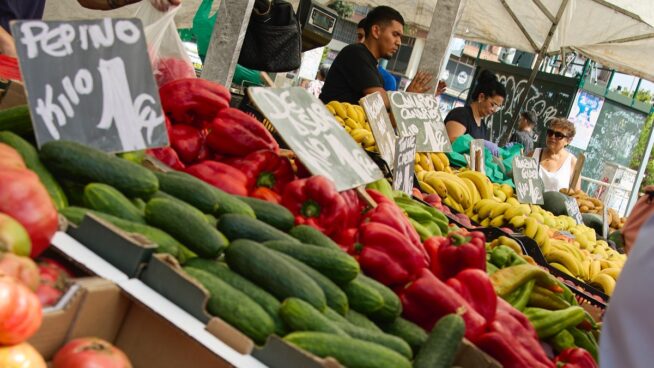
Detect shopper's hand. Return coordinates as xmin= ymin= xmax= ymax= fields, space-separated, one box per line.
xmin=435 ymin=80 xmax=447 ymax=96
xmin=484 ymin=140 xmax=500 ymax=157
xmin=150 ymin=0 xmax=181 ymax=11
xmin=504 ymin=142 xmax=517 ymax=149
xmin=406 ymin=71 xmax=434 ymax=93
xmin=0 ymin=27 xmax=16 ymax=58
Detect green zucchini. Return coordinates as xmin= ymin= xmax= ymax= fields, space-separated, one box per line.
xmin=280 ymin=298 xmax=347 ymax=336
xmin=184 ymin=267 xmax=274 ymax=345
xmin=83 ymin=183 xmax=145 ymax=223
xmin=145 ymin=198 xmax=227 ymax=258
xmin=413 ymin=314 xmax=465 ymax=368
xmin=225 ymin=239 xmax=326 ymax=310
xmin=235 ymin=195 xmax=295 ymax=231
xmin=218 ymin=214 xmax=299 ymax=244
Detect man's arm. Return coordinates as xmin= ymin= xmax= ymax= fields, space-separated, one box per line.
xmin=363 ymin=86 xmax=390 ymax=110
xmin=77 ymin=0 xmax=180 ymax=11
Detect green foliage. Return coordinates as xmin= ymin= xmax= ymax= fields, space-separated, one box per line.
xmin=630 ymin=114 xmax=654 ymax=189
xmin=328 ymin=0 xmax=354 ymax=18
xmin=617 ymin=88 xmax=653 ymax=103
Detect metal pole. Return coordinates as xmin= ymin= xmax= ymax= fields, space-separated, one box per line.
xmin=626 ymin=112 xmax=654 ymax=215
xmin=632 ymin=78 xmax=642 ymax=106
xmin=605 ymin=70 xmax=615 ymax=96
xmin=498 ymin=0 xmax=571 ymax=146
xmin=578 ymin=59 xmax=590 ymax=89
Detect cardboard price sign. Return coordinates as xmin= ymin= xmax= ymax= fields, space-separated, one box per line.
xmin=512 ymin=156 xmax=544 ymax=204
xmin=469 ymin=139 xmax=485 ymax=173
xmin=392 ymin=135 xmax=417 ymax=194
xmin=248 ymin=87 xmax=383 ymax=191
xmin=360 ymin=92 xmax=396 ymax=168
xmin=12 ymin=19 xmax=167 ymax=153
xmin=388 ymin=91 xmax=451 ymax=153
xmin=564 ymin=196 xmax=584 ymax=224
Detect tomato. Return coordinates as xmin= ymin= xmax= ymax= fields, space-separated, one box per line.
xmin=0 ymin=213 xmax=31 ymax=256
xmin=0 ymin=143 xmax=26 ymax=170
xmin=0 ymin=273 xmax=42 ymax=345
xmin=36 ymin=284 xmax=63 ymax=307
xmin=0 ymin=168 xmax=58 ymax=258
xmin=53 ymin=338 xmax=132 ymax=368
xmin=35 ymin=258 xmax=72 ymax=307
xmin=0 ymin=342 xmax=46 ymax=368
xmin=0 ymin=253 xmax=40 ymax=291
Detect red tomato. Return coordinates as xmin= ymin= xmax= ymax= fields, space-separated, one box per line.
xmin=0 ymin=143 xmax=26 ymax=170
xmin=0 ymin=168 xmax=58 ymax=257
xmin=0 ymin=342 xmax=46 ymax=368
xmin=0 ymin=212 xmax=32 ymax=256
xmin=36 ymin=284 xmax=63 ymax=307
xmin=0 ymin=273 xmax=42 ymax=345
xmin=0 ymin=253 xmax=40 ymax=291
xmin=53 ymin=338 xmax=132 ymax=368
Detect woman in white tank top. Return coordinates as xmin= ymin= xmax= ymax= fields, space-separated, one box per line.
xmin=530 ymin=118 xmax=581 ymax=192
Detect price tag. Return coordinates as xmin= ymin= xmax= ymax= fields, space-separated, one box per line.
xmin=470 ymin=139 xmax=485 ymax=173
xmin=512 ymin=156 xmax=545 ymax=204
xmin=602 ymin=206 xmax=609 ymax=239
xmin=360 ymin=92 xmax=396 ymax=168
xmin=11 ymin=19 xmax=167 ymax=152
xmin=392 ymin=135 xmax=417 ymax=195
xmin=564 ymin=196 xmax=584 ymax=224
xmin=248 ymin=87 xmax=383 ymax=191
xmin=388 ymin=91 xmax=451 ymax=152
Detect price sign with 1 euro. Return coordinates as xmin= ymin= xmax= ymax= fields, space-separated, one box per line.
xmin=388 ymin=91 xmax=451 ymax=152
xmin=247 ymin=87 xmax=383 ymax=191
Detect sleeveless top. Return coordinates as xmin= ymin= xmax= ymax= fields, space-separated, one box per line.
xmin=444 ymin=106 xmax=488 ymax=140
xmin=533 ymin=148 xmax=574 ymax=192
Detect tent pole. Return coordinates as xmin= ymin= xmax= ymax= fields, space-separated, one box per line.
xmin=201 ymin=0 xmax=255 ymax=86
xmin=498 ymin=0 xmax=570 ymax=146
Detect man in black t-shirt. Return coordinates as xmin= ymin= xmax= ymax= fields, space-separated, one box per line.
xmin=320 ymin=6 xmax=432 ymax=109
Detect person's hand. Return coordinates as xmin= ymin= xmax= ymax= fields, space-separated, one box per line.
xmin=0 ymin=27 xmax=16 ymax=58
xmin=406 ymin=71 xmax=434 ymax=93
xmin=484 ymin=140 xmax=500 ymax=157
xmin=504 ymin=142 xmax=517 ymax=149
xmin=435 ymin=80 xmax=447 ymax=96
xmin=150 ymin=0 xmax=181 ymax=11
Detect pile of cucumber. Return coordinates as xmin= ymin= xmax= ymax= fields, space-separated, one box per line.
xmin=2 ymin=138 xmax=465 ymax=368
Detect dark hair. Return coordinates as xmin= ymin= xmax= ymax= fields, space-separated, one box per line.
xmin=364 ymin=6 xmax=404 ymax=36
xmin=357 ymin=18 xmax=367 ymax=30
xmin=318 ymin=65 xmax=329 ymax=79
xmin=521 ymin=111 xmax=537 ymax=125
xmin=472 ymin=70 xmax=506 ymax=100
xmin=549 ymin=117 xmax=576 ymax=139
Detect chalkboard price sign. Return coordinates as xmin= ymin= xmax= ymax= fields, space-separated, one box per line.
xmin=388 ymin=92 xmax=452 ymax=153
xmin=564 ymin=196 xmax=584 ymax=224
xmin=12 ymin=19 xmax=167 ymax=153
xmin=248 ymin=87 xmax=383 ymax=191
xmin=512 ymin=156 xmax=544 ymax=204
xmin=392 ymin=135 xmax=417 ymax=195
xmin=360 ymin=92 xmax=396 ymax=168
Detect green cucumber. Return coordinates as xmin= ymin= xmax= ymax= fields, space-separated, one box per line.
xmin=284 ymin=332 xmax=411 ymax=368
xmin=324 ymin=307 xmax=351 ymax=324
xmin=332 ymin=321 xmax=412 ymax=358
xmin=218 ymin=214 xmax=299 ymax=244
xmin=145 ymin=198 xmax=227 ymax=258
xmin=342 ymin=275 xmax=384 ymax=315
xmin=0 ymin=105 xmax=32 ymax=136
xmin=263 ymin=240 xmax=359 ymax=285
xmin=131 ymin=198 xmax=146 ymax=214
xmin=280 ymin=298 xmax=347 ymax=336
xmin=204 ymin=214 xmax=218 ymax=227
xmin=183 ymin=258 xmax=285 ymax=335
xmin=235 ymin=195 xmax=295 ymax=231
xmin=59 ymin=206 xmax=180 ymax=257
xmin=225 ymin=239 xmax=326 ymax=310
xmin=345 ymin=310 xmax=382 ymax=332
xmin=0 ymin=131 xmax=67 ymax=209
xmin=358 ymin=275 xmax=402 ymax=322
xmin=379 ymin=317 xmax=428 ymax=355
xmin=155 ymin=171 xmax=254 ymax=217
xmin=39 ymin=141 xmax=158 ymax=198
xmin=274 ymin=252 xmax=348 ymax=315
xmin=151 ymin=191 xmax=207 ymax=221
xmin=413 ymin=314 xmax=465 ymax=368
xmin=184 ymin=267 xmax=274 ymax=345
xmin=83 ymin=183 xmax=145 ymax=223
xmin=57 ymin=179 xmax=86 ymax=206
xmin=289 ymin=225 xmax=342 ymax=251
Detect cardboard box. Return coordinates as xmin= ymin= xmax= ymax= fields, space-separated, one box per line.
xmin=30 ymin=277 xmax=236 ymax=368
xmin=0 ymin=79 xmax=27 ymax=109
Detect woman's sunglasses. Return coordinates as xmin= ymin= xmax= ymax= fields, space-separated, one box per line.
xmin=547 ymin=129 xmax=568 ymax=139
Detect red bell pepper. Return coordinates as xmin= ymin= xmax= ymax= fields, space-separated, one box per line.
xmin=399 ymin=268 xmax=487 ymax=339
xmin=169 ymin=124 xmax=204 ymax=164
xmin=364 ymin=190 xmax=427 ymax=260
xmin=425 ymin=230 xmax=486 ymax=280
xmin=446 ymin=269 xmax=497 ymax=323
xmin=185 ymin=160 xmax=249 ymax=196
xmin=251 ymin=187 xmax=282 ymax=204
xmin=554 ymin=348 xmax=597 ymax=368
xmin=230 ymin=150 xmax=294 ymax=195
xmin=0 ymin=168 xmax=58 ymax=258
xmin=281 ymin=176 xmax=347 ymax=236
xmin=146 ymin=147 xmax=185 ymax=171
xmin=333 ymin=227 xmax=358 ymax=254
xmin=159 ymin=78 xmax=230 ymax=126
xmin=341 ymin=189 xmax=363 ymax=229
xmin=356 ymin=222 xmax=427 ymax=286
xmin=154 ymin=57 xmax=196 ymax=86
xmin=205 ymin=108 xmax=279 ymax=157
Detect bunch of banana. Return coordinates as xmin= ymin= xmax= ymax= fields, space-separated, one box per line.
xmin=325 ymin=101 xmax=376 ymax=149
xmin=414 ymin=152 xmax=453 ymax=174
xmin=416 ymin=170 xmax=472 ymax=212
xmin=491 ymin=182 xmax=515 ymax=202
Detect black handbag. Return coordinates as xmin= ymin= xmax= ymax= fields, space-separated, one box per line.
xmin=238 ymin=0 xmax=302 ymax=72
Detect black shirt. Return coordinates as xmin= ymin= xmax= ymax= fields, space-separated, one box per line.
xmin=510 ymin=130 xmax=535 ymax=154
xmin=319 ymin=43 xmax=384 ymax=104
xmin=0 ymin=0 xmax=45 ymax=33
xmin=444 ymin=106 xmax=488 ymax=140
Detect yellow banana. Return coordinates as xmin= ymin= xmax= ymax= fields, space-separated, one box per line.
xmin=456 ymin=171 xmax=494 ymax=199
xmin=430 ymin=153 xmax=445 ymax=171
xmin=354 ymin=105 xmax=366 ymax=123
xmin=431 ymin=172 xmax=471 ymax=209
xmin=419 ymin=180 xmax=437 ymax=194
xmin=506 ymin=197 xmax=520 ymax=207
xmin=534 ymin=224 xmax=548 ymax=246
xmin=599 ymin=267 xmax=621 ymax=280
xmin=500 ymin=184 xmax=514 ymax=199
xmin=493 ymin=188 xmax=507 ymax=202
xmin=443 ymin=196 xmax=464 ymax=213
xmin=550 ymin=262 xmax=574 ymax=276
xmin=346 ymin=104 xmax=359 ymax=121
xmin=546 ymin=250 xmax=581 ymax=276
xmin=328 ymin=101 xmax=347 ymax=119
xmin=540 ymin=238 xmax=552 ymax=256
xmin=498 ymin=236 xmax=523 ymax=255
xmin=418 ymin=153 xmax=434 ymax=171
xmin=489 ymin=203 xmax=511 ymax=219
xmin=524 ymin=217 xmax=539 ymax=238
xmin=478 ymin=201 xmax=498 ymax=220
xmin=436 ymin=152 xmax=450 ymax=168
xmin=591 ymin=273 xmax=616 ymax=295
xmin=460 ymin=178 xmax=481 ymax=206
xmin=423 ymin=174 xmax=448 ymax=198
xmin=520 ymin=204 xmax=532 ymax=215
xmin=415 ymin=153 xmax=421 ymax=165
xmin=345 ymin=118 xmax=362 ymax=130
xmin=490 ymin=215 xmax=505 ymax=227
xmin=480 ymin=218 xmax=491 ymax=227
xmin=509 ymin=215 xmax=526 ymax=229
xmin=350 ymin=128 xmax=371 ymax=143
xmin=334 ymin=116 xmax=346 ymax=126
xmin=325 ymin=104 xmax=336 ymax=115
xmin=414 ymin=164 xmax=424 ymax=173
xmin=589 ymin=260 xmax=602 ymax=280
xmin=362 ymin=135 xmax=376 ymax=148
xmin=530 ymin=212 xmax=545 ymax=224
xmin=474 ymin=198 xmax=498 ymax=213
xmin=579 ymin=259 xmax=591 ymax=281
xmin=503 ymin=206 xmax=529 ymax=221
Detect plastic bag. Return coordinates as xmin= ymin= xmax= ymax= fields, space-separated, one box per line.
xmin=135 ymin=2 xmax=196 ymax=86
